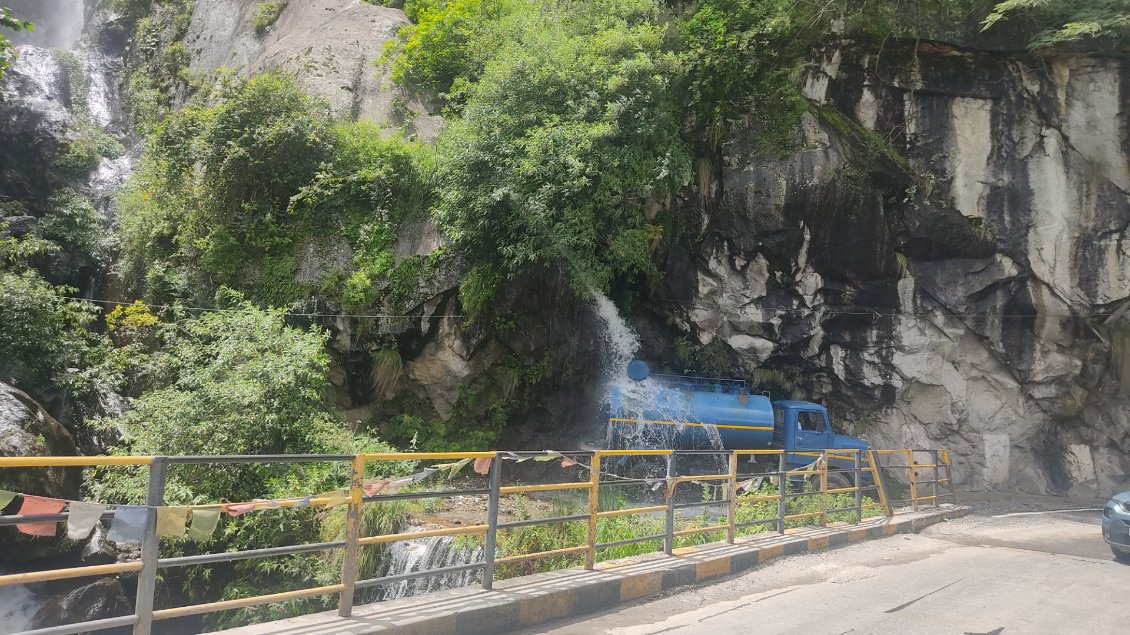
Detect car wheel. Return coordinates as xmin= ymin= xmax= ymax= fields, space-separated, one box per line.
xmin=1112 ymin=546 xmax=1130 ymax=563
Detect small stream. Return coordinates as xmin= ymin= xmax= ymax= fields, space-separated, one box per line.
xmin=368 ymin=528 xmax=484 ymax=602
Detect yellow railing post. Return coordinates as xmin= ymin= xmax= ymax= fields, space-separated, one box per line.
xmin=664 ymin=453 xmax=676 ymax=554
xmin=853 ymin=450 xmax=863 ymax=524
xmin=932 ymin=449 xmax=940 ymax=507
xmin=584 ymin=452 xmax=601 ymax=569
xmin=776 ymin=452 xmax=787 ymax=533
xmin=338 ymin=455 xmax=365 ymax=617
xmin=867 ymin=450 xmax=893 ymax=517
xmin=726 ymin=451 xmax=738 ymax=544
xmin=907 ymin=449 xmax=919 ymax=511
xmin=819 ymin=450 xmax=828 ymax=527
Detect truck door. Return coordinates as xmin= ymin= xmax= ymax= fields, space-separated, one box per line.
xmin=795 ymin=410 xmax=832 ymax=450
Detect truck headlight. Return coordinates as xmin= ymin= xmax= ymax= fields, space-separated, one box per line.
xmin=1120 ymin=500 xmax=1130 ymax=514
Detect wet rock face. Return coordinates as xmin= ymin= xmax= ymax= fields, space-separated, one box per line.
xmin=0 ymin=381 xmax=80 ymax=499
xmin=30 ymin=577 xmax=132 ymax=633
xmin=184 ymin=0 xmax=441 ymax=136
xmin=679 ymin=42 xmax=1130 ymax=495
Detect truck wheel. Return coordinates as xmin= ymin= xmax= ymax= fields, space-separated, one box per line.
xmin=825 ymin=471 xmax=853 ymax=491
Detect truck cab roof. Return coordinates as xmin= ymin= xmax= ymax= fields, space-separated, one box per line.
xmin=772 ymin=400 xmax=827 ymax=411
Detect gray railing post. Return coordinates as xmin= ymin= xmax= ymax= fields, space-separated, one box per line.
xmin=338 ymin=455 xmax=365 ymax=617
xmin=481 ymin=455 xmax=502 ymax=589
xmin=777 ymin=453 xmax=787 ymax=534
xmin=663 ymin=453 xmax=675 ymax=555
xmin=133 ymin=456 xmax=167 ymax=635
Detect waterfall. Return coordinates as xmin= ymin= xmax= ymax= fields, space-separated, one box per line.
xmin=0 ymin=585 xmax=37 ymax=634
xmin=589 ymin=289 xmax=641 ymax=380
xmin=370 ymin=530 xmax=484 ymax=602
xmin=588 ymin=290 xmax=727 ymax=458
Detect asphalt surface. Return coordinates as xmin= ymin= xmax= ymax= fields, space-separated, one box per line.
xmin=518 ymin=495 xmax=1123 ymax=635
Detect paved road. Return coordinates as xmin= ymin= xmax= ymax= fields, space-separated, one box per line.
xmin=519 ymin=496 xmax=1123 ymax=635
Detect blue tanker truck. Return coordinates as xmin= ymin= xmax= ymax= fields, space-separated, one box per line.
xmin=607 ymin=360 xmax=871 ymax=487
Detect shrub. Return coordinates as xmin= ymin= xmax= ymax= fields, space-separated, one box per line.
xmin=34 ymin=188 xmax=115 ymax=262
xmin=253 ymin=0 xmax=288 ymax=34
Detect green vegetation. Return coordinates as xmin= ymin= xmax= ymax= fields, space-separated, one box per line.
xmin=491 ymin=484 xmax=879 ymax=577
xmin=983 ymin=0 xmax=1130 ymax=49
xmin=85 ymin=297 xmax=418 ymax=629
xmin=126 ymin=0 xmax=196 ymax=135
xmin=34 ymin=188 xmax=115 ymax=263
xmin=0 ymin=222 xmax=124 ymax=409
xmin=254 ymin=0 xmax=288 ymax=34
xmin=0 ymin=6 xmax=32 ymax=80
xmin=54 ymin=119 xmax=124 ymax=179
xmin=120 ymin=72 xmax=434 ymax=310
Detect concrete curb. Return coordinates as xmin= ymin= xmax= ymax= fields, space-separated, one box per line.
xmin=226 ymin=505 xmax=969 ymax=635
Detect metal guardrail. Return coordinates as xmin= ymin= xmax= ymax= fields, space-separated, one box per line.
xmin=871 ymin=449 xmax=957 ymax=510
xmin=0 ymin=447 xmax=954 ymax=634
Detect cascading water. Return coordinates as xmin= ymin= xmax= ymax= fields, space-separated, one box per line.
xmin=589 ymin=289 xmax=641 ymax=380
xmin=589 ymin=289 xmax=726 ymax=453
xmin=369 ymin=529 xmax=484 ymax=602
xmin=0 ymin=585 xmax=37 ymax=633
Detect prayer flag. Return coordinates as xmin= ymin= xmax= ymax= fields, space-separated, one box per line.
xmin=534 ymin=451 xmax=559 ymax=462
xmin=363 ymin=480 xmax=389 ymax=497
xmin=560 ymin=456 xmax=577 ymax=468
xmin=186 ymin=508 xmax=220 ymax=542
xmin=384 ymin=476 xmax=414 ymax=494
xmin=0 ymin=490 xmax=16 ymax=510
xmin=156 ymin=506 xmax=189 ymax=538
xmin=221 ymin=502 xmax=257 ymax=517
xmin=292 ymin=496 xmax=311 ymax=509
xmin=66 ymin=501 xmax=107 ymax=540
xmin=107 ymin=505 xmax=148 ymax=545
xmin=16 ymin=495 xmax=65 ymax=537
xmin=473 ymin=457 xmax=492 ymax=475
xmin=411 ymin=468 xmax=437 ymax=482
xmin=438 ymin=458 xmax=471 ymax=479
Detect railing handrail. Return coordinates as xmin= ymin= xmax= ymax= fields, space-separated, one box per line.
xmin=0 ymin=447 xmax=956 ymax=635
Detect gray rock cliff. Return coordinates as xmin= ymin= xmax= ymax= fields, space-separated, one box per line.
xmin=671 ymin=40 xmax=1130 ymax=495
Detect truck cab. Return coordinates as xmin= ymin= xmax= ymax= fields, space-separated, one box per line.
xmin=770 ymin=401 xmax=870 ymax=453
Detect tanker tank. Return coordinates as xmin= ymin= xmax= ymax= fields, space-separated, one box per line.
xmin=607 ymin=360 xmax=776 ymax=450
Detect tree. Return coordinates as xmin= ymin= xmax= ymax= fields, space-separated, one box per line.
xmin=0 ymin=7 xmax=32 ymax=79
xmin=98 ymin=295 xmax=363 ymax=501
xmin=427 ymin=0 xmax=692 ymax=312
xmin=0 ymin=223 xmax=118 ymax=404
xmin=983 ymin=0 xmax=1130 ymax=49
